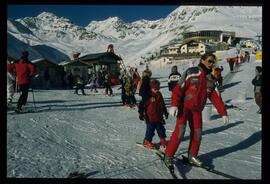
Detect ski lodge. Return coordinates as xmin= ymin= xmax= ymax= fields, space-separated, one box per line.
xmin=59 ymin=52 xmax=122 ymax=83
xmin=31 ymin=58 xmax=66 ymax=89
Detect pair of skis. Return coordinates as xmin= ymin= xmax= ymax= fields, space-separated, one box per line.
xmin=155 ymin=150 xmax=178 ymax=179
xmin=7 ymin=107 xmax=51 ymax=114
xmin=136 ymin=142 xmax=241 ymax=179
xmin=156 ymin=150 xmax=241 ymax=179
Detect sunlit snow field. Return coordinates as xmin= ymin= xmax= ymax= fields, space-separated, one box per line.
xmin=7 ymin=50 xmax=261 ymax=179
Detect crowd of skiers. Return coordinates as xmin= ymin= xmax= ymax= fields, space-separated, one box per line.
xmin=7 ymin=50 xmax=261 ymax=171
xmin=71 ymin=68 xmax=115 ymax=96
xmin=226 ymin=50 xmax=250 ymax=73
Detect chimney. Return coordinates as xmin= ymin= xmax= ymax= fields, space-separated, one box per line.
xmin=72 ymin=51 xmax=80 ymax=61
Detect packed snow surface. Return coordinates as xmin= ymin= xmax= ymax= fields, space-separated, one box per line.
xmin=7 ymin=51 xmax=261 ymax=179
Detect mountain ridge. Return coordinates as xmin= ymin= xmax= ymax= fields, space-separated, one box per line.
xmin=7 ymin=6 xmax=262 ymax=65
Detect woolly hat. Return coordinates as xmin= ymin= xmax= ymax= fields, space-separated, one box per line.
xmin=149 ymin=79 xmax=160 ymax=90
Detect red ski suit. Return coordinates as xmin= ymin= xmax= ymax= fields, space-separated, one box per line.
xmin=7 ymin=59 xmax=36 ymax=85
xmin=165 ymin=65 xmax=227 ymax=158
xmin=144 ymin=91 xmax=166 ymax=123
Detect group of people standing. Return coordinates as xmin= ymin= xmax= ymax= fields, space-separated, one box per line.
xmin=226 ymin=51 xmax=250 ymax=73
xmin=72 ymin=69 xmax=114 ymax=96
xmin=119 ymin=67 xmax=141 ymax=107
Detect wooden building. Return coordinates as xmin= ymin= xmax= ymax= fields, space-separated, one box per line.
xmin=79 ymin=52 xmax=122 ymax=76
xmin=60 ymin=52 xmax=122 ymax=82
xmin=31 ymin=58 xmax=66 ymax=89
xmin=182 ymin=30 xmax=235 ymax=45
xmin=179 ymin=40 xmax=215 ymax=55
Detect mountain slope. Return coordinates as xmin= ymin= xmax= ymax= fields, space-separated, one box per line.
xmin=7 ymin=6 xmax=262 ymax=65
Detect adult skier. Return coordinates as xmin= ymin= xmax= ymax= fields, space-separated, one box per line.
xmin=162 ymin=52 xmax=229 ymax=170
xmin=138 ymin=70 xmax=151 ymax=120
xmin=7 ymin=51 xmax=36 ymax=112
xmin=252 ymin=66 xmax=262 ymax=114
xmin=168 ymin=65 xmax=181 ymax=91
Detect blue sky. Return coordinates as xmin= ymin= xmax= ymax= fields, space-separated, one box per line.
xmin=8 ymin=5 xmax=178 ymax=27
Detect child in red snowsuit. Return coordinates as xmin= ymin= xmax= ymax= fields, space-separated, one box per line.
xmin=139 ymin=79 xmax=169 ymax=149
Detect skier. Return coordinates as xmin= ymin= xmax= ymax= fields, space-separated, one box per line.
xmin=234 ymin=56 xmax=239 ymax=71
xmin=168 ymin=65 xmax=181 ymax=92
xmin=163 ymin=52 xmax=229 ymax=170
xmin=104 ymin=72 xmax=113 ymax=96
xmin=107 ymin=44 xmax=114 ymax=53
xmin=138 ymin=70 xmax=151 ymax=120
xmin=74 ymin=74 xmax=86 ymax=95
xmin=124 ymin=75 xmax=136 ymax=107
xmin=245 ymin=51 xmax=250 ymax=62
xmin=7 ymin=59 xmax=16 ymax=109
xmin=65 ymin=72 xmax=74 ymax=89
xmin=214 ymin=65 xmax=224 ymax=87
xmin=139 ymin=79 xmax=169 ymax=150
xmin=43 ymin=67 xmax=50 ymax=89
xmin=252 ymin=66 xmax=262 ymax=114
xmin=7 ymin=51 xmax=36 ymax=112
xmin=143 ymin=65 xmax=152 ymax=78
xmin=87 ymin=73 xmax=98 ymax=93
xmin=227 ymin=58 xmax=234 ymax=72
xmin=119 ymin=73 xmax=128 ymax=106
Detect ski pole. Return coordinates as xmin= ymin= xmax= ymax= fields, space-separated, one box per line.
xmin=31 ymin=88 xmax=37 ymax=112
xmin=15 ymin=77 xmax=18 ymax=93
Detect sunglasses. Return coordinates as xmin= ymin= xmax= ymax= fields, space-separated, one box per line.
xmin=207 ymin=60 xmax=215 ymax=64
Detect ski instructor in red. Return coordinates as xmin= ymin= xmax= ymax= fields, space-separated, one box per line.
xmin=8 ymin=51 xmax=36 ymax=112
xmin=163 ymin=52 xmax=229 ymax=170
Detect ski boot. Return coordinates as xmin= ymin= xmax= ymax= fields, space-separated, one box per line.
xmin=14 ymin=107 xmax=23 ymax=113
xmin=188 ymin=155 xmax=203 ymax=167
xmin=159 ymin=138 xmax=167 ymax=152
xmin=164 ymin=154 xmax=174 ymax=172
xmin=143 ymin=140 xmax=154 ymax=149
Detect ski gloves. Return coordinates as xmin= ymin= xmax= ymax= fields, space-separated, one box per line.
xmin=139 ymin=114 xmax=145 ymax=121
xmin=222 ymin=116 xmax=229 ymax=125
xmin=169 ymin=106 xmax=178 ymax=117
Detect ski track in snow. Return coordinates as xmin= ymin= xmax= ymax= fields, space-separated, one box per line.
xmin=7 ymin=50 xmax=261 ymax=179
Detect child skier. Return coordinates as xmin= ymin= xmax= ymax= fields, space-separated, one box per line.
xmin=124 ymin=75 xmax=136 ymax=108
xmin=139 ymin=79 xmax=169 ymax=150
xmin=138 ymin=70 xmax=151 ymax=119
xmin=214 ymin=65 xmax=224 ymax=87
xmin=104 ymin=72 xmax=113 ymax=96
xmin=75 ymin=74 xmax=86 ymax=95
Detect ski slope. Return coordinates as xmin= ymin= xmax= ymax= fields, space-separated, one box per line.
xmin=6 ymin=52 xmax=261 ymax=179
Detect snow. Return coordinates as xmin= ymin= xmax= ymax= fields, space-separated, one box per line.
xmin=7 ymin=50 xmax=261 ymax=179
xmin=8 ymin=6 xmax=262 ymax=65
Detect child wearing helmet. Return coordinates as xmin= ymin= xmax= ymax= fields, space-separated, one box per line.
xmin=139 ymin=79 xmax=169 ymax=150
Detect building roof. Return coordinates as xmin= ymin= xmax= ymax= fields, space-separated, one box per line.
xmin=59 ymin=60 xmax=89 ymax=67
xmin=79 ymin=52 xmax=122 ymax=62
xmin=31 ymin=58 xmax=58 ymax=65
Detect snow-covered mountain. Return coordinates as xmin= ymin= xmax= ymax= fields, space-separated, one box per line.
xmin=7 ymin=6 xmax=262 ymax=64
